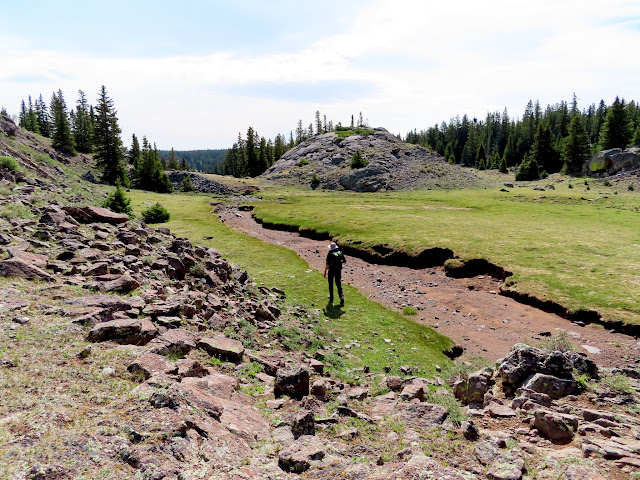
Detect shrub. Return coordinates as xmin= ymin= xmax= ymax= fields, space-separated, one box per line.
xmin=0 ymin=156 xmax=19 ymax=171
xmin=178 ymin=175 xmax=196 ymax=192
xmin=402 ymin=306 xmax=417 ymax=315
xmin=297 ymin=159 xmax=309 ymax=166
xmin=535 ymin=331 xmax=574 ymax=352
xmin=628 ymin=184 xmax=635 ymax=191
xmin=515 ymin=155 xmax=539 ymax=181
xmin=311 ymin=173 xmax=320 ymax=185
xmin=603 ymin=178 xmax=612 ymax=186
xmin=351 ymin=150 xmax=368 ymax=169
xmin=141 ymin=203 xmax=170 ymax=223
xmin=102 ymin=183 xmax=133 ymax=216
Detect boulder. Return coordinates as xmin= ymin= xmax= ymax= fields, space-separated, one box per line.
xmin=197 ymin=334 xmax=244 ymax=362
xmin=278 ymin=435 xmax=325 ymax=473
xmin=62 ymin=205 xmax=129 ymax=224
xmin=63 ymin=294 xmax=146 ymax=311
xmin=521 ymin=373 xmax=577 ymax=400
xmin=487 ymin=450 xmax=525 ymax=480
xmin=181 ymin=372 xmax=239 ymax=399
xmin=0 ymin=258 xmax=54 ymax=281
xmin=146 ymin=329 xmax=198 ymax=356
xmin=291 ymin=410 xmax=315 ymax=438
xmin=533 ymin=409 xmax=579 ymax=444
xmin=87 ymin=319 xmax=158 ymax=345
xmin=274 ymin=365 xmax=310 ymax=400
xmin=128 ymin=353 xmax=178 ymax=380
xmin=393 ymin=403 xmax=448 ymax=430
xmin=453 ymin=368 xmax=494 ymax=404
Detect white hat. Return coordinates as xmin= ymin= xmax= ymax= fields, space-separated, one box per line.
xmin=328 ymin=242 xmax=338 ymax=250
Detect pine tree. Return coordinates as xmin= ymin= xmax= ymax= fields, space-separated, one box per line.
xmin=50 ymin=90 xmax=76 ymax=154
xmin=133 ymin=137 xmax=172 ymax=192
xmin=476 ymin=144 xmax=486 ymax=168
xmin=94 ymin=86 xmax=127 ymax=185
xmin=19 ymin=100 xmax=27 ymax=129
xmin=245 ymin=127 xmax=259 ymax=177
xmin=166 ymin=148 xmax=179 ymax=169
xmin=515 ymin=153 xmax=539 ymax=181
xmin=35 ymin=95 xmax=50 ymax=138
xmin=26 ymin=96 xmax=40 ymax=134
xmin=128 ymin=134 xmax=141 ymax=170
xmin=530 ymin=122 xmax=560 ymax=173
xmin=73 ymin=90 xmax=94 ymax=153
xmin=632 ymin=127 xmax=640 ymax=146
xmin=315 ymin=110 xmax=322 ymax=135
xmin=599 ymin=96 xmax=633 ymax=150
xmin=563 ymin=115 xmax=591 ymax=174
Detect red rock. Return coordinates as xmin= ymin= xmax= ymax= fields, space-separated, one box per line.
xmin=87 ymin=318 xmax=158 ymax=345
xmin=197 ymin=334 xmax=244 ymax=362
xmin=128 ymin=353 xmax=178 ymax=380
xmin=0 ymin=258 xmax=54 ymax=281
xmin=62 ymin=205 xmax=129 ymax=224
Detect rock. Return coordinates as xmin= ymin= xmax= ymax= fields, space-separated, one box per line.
xmin=63 ymin=294 xmax=146 ymax=311
xmin=127 ymin=353 xmax=178 ymax=380
xmin=0 ymin=258 xmax=55 ymax=281
xmin=87 ymin=318 xmax=158 ymax=345
xmin=272 ymin=426 xmax=295 ymax=447
xmin=461 ymin=420 xmax=479 ymax=440
xmin=486 ymin=401 xmax=517 ymax=418
xmin=274 ymin=364 xmax=310 ymax=399
xmin=348 ymin=387 xmax=369 ymax=401
xmin=487 ymin=450 xmax=525 ymax=480
xmin=521 ymin=373 xmax=577 ymax=400
xmin=62 ymin=205 xmax=129 ymax=224
xmin=174 ymin=359 xmax=209 ymax=378
xmin=26 ymin=464 xmax=76 ymax=480
xmin=399 ymin=383 xmax=425 ymax=402
xmin=393 ymin=403 xmax=448 ymax=430
xmin=197 ymin=334 xmax=244 ymax=362
xmin=533 ymin=409 xmax=579 ymax=444
xmin=386 ymin=376 xmax=405 ymax=391
xmin=291 ymin=410 xmax=315 ymax=438
xmin=563 ymin=465 xmax=608 ymax=480
xmin=311 ymin=378 xmax=331 ymax=402
xmin=453 ymin=368 xmax=494 ymax=404
xmin=146 ymin=329 xmax=198 ymax=356
xmin=278 ymin=435 xmax=325 ymax=473
xmin=86 ymin=274 xmax=141 ymax=294
xmin=181 ymin=372 xmax=239 ymax=399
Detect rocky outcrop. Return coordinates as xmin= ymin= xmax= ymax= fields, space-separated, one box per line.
xmin=586 ymin=147 xmax=640 ymax=175
xmin=262 ymin=128 xmax=481 ymax=192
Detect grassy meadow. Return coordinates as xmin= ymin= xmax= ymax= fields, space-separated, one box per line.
xmin=248 ymin=177 xmax=640 ymax=326
xmin=129 ymin=191 xmax=454 ymax=375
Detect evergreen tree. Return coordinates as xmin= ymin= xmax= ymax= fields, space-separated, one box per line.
xmin=180 ymin=158 xmax=188 ymax=170
xmin=563 ymin=115 xmax=591 ymax=174
xmin=73 ymin=90 xmax=94 ymax=153
xmin=245 ymin=126 xmax=259 ymax=177
xmin=599 ymin=96 xmax=633 ymax=150
xmin=476 ymin=144 xmax=486 ymax=167
xmin=498 ymin=155 xmax=508 ymax=173
xmin=50 ymin=90 xmax=76 ymax=154
xmin=94 ymin=86 xmax=127 ymax=185
xmin=19 ymin=100 xmax=27 ymax=129
xmin=295 ymin=120 xmax=304 ymax=144
xmin=35 ymin=95 xmax=50 ymax=138
xmin=102 ymin=181 xmax=133 ymax=216
xmin=315 ymin=110 xmax=322 ymax=135
xmin=632 ymin=127 xmax=640 ymax=146
xmin=133 ymin=137 xmax=172 ymax=192
xmin=166 ymin=148 xmax=179 ymax=169
xmin=530 ymin=122 xmax=560 ymax=173
xmin=128 ymin=134 xmax=141 ymax=170
xmin=26 ymin=96 xmax=40 ymax=134
xmin=515 ymin=153 xmax=539 ymax=181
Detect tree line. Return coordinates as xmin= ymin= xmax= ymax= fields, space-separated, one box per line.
xmin=158 ymin=149 xmax=226 ymax=173
xmin=221 ymin=110 xmax=370 ymax=177
xmin=404 ymin=94 xmax=640 ymax=179
xmin=15 ymin=87 xmax=186 ymax=192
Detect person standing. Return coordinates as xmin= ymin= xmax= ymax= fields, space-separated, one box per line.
xmin=324 ymin=242 xmax=346 ymax=305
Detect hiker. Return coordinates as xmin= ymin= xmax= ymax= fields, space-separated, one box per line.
xmin=324 ymin=241 xmax=346 ymax=305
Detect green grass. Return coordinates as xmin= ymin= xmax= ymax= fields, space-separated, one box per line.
xmin=334 ymin=128 xmax=376 ymax=138
xmin=128 ymin=191 xmax=453 ymax=375
xmin=248 ymin=183 xmax=640 ymax=326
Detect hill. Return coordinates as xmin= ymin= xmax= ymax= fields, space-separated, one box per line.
xmin=261 ymin=127 xmax=483 ymax=191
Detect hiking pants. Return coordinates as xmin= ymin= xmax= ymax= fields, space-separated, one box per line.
xmin=328 ymin=269 xmax=343 ymax=301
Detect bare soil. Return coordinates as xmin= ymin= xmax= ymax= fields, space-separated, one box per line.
xmin=219 ymin=207 xmax=640 ymax=369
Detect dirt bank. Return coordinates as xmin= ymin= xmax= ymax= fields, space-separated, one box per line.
xmin=218 ymin=207 xmax=640 ymax=369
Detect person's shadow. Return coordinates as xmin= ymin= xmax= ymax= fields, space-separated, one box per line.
xmin=323 ymin=301 xmax=345 ymax=319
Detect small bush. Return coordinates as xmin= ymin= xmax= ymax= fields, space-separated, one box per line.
xmin=600 ymin=372 xmax=634 ymax=394
xmin=178 ymin=175 xmax=196 ymax=192
xmin=0 ymin=156 xmax=19 ymax=171
xmin=628 ymin=184 xmax=635 ymax=191
xmin=402 ymin=306 xmax=417 ymax=315
xmin=141 ymin=203 xmax=170 ymax=223
xmin=515 ymin=155 xmax=539 ymax=181
xmin=535 ymin=331 xmax=574 ymax=352
xmin=102 ymin=183 xmax=133 ymax=216
xmin=311 ymin=173 xmax=320 ymax=185
xmin=351 ymin=150 xmax=368 ymax=169
xmin=603 ymin=178 xmax=611 ymax=186
xmin=297 ymin=159 xmax=309 ymax=166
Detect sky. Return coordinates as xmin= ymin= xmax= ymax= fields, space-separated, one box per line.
xmin=2 ymin=0 xmax=640 ymax=150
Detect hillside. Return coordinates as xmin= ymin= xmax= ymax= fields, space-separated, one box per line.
xmin=1 ymin=115 xmax=640 ymax=479
xmin=261 ymin=128 xmax=483 ymax=192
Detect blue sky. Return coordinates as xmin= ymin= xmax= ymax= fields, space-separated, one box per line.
xmin=2 ymin=0 xmax=640 ymax=149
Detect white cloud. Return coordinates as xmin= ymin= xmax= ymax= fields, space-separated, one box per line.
xmin=2 ymin=0 xmax=640 ymax=149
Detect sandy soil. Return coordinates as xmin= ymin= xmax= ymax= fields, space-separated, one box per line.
xmin=219 ymin=208 xmax=640 ymax=369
